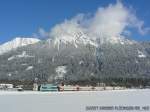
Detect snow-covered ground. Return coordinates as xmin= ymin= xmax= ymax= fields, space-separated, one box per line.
xmin=0 ymin=89 xmax=150 ymax=112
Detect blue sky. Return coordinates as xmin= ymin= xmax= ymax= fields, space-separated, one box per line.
xmin=0 ymin=0 xmax=150 ymax=44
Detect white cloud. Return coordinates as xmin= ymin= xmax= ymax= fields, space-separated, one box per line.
xmin=32 ymin=28 xmax=49 ymax=39
xmin=89 ymin=1 xmax=128 ymax=37
xmin=49 ymin=1 xmax=150 ymax=42
xmin=33 ymin=28 xmax=49 ymax=39
xmin=128 ymin=13 xmax=150 ymax=35
xmin=39 ymin=28 xmax=49 ymax=37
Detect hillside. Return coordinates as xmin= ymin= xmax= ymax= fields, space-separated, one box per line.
xmin=0 ymin=36 xmax=150 ymax=86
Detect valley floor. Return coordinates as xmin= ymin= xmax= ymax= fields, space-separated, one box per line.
xmin=0 ymin=89 xmax=150 ymax=112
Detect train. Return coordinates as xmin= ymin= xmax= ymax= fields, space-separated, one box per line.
xmin=36 ymin=83 xmax=126 ymax=92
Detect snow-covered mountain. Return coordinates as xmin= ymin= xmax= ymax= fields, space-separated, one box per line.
xmin=0 ymin=33 xmax=150 ymax=83
xmin=0 ymin=37 xmax=40 ymax=55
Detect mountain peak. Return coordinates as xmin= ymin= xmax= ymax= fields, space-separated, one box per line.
xmin=49 ymin=31 xmax=135 ymax=50
xmin=0 ymin=37 xmax=40 ymax=55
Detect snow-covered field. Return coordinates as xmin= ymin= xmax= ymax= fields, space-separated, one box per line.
xmin=0 ymin=89 xmax=150 ymax=112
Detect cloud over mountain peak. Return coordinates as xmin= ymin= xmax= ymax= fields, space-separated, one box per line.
xmin=49 ymin=1 xmax=150 ymax=43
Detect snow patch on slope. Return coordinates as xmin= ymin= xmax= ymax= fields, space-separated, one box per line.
xmin=8 ymin=56 xmax=15 ymax=61
xmin=8 ymin=51 xmax=34 ymax=61
xmin=55 ymin=66 xmax=67 ymax=79
xmin=137 ymin=50 xmax=146 ymax=58
xmin=0 ymin=37 xmax=40 ymax=55
xmin=26 ymin=66 xmax=34 ymax=71
xmin=7 ymin=73 xmax=12 ymax=77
